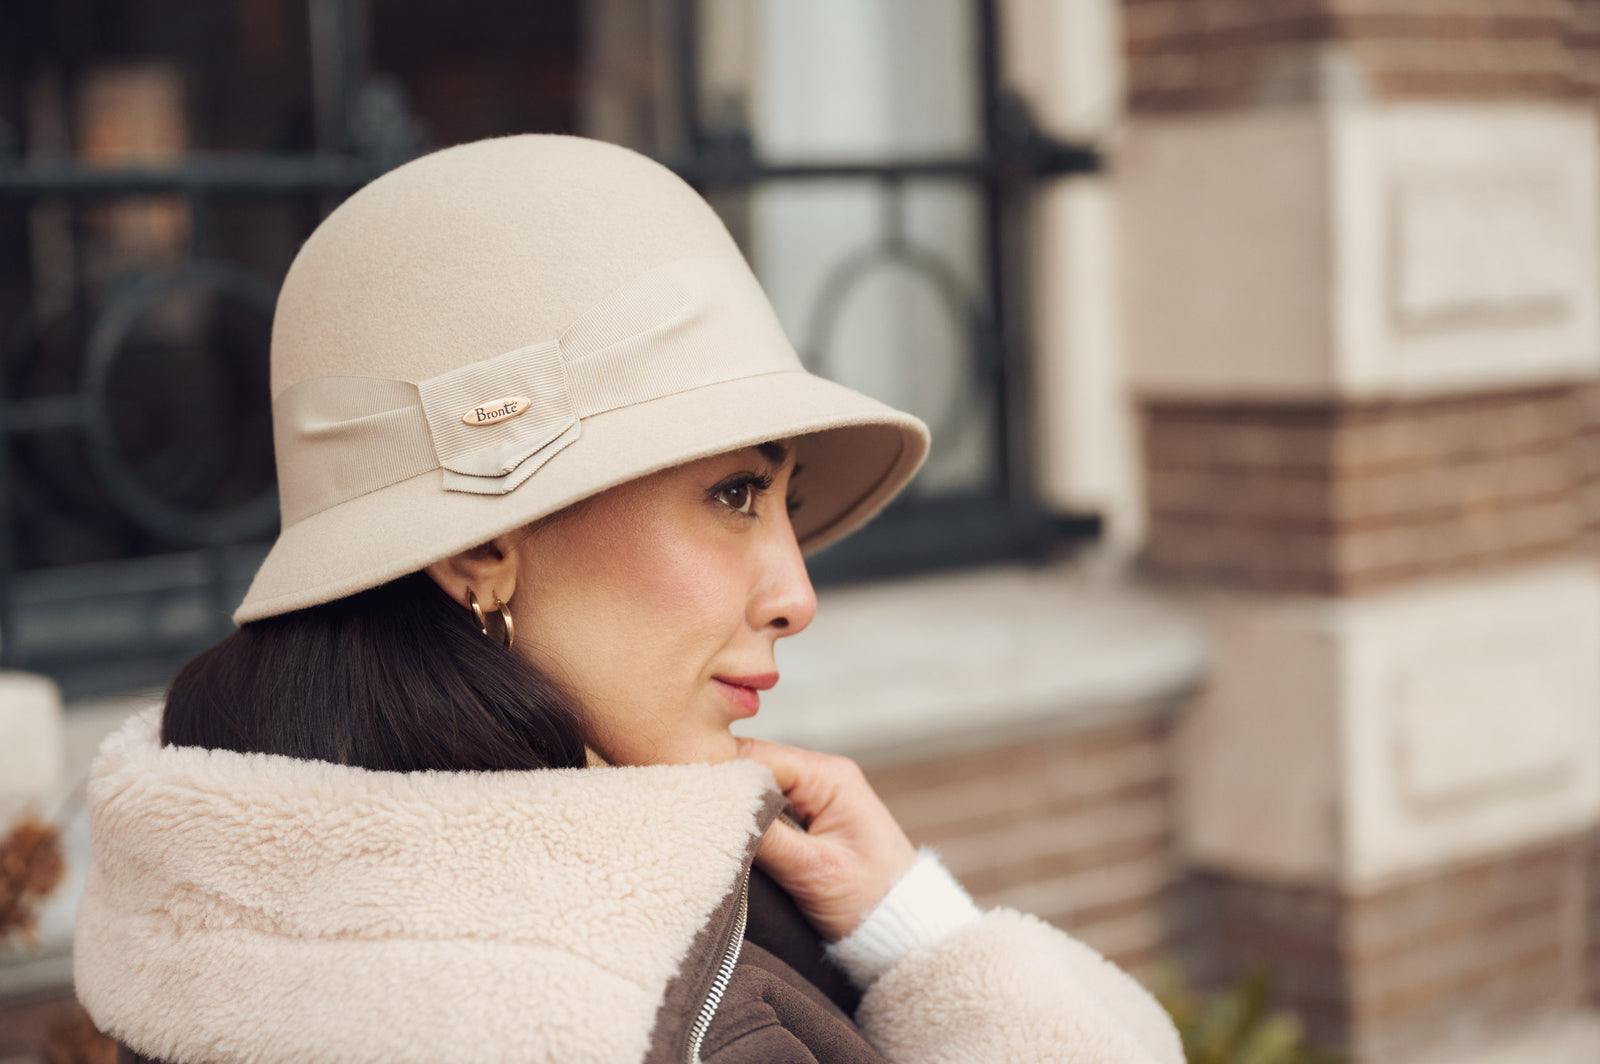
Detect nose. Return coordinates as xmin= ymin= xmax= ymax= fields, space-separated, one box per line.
xmin=749 ymin=509 xmax=817 ymax=637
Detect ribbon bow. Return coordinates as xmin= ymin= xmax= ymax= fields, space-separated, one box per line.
xmin=272 ymin=255 xmax=802 ymax=527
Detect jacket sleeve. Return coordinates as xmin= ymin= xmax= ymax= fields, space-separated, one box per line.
xmin=826 ymin=850 xmax=1186 ymax=1064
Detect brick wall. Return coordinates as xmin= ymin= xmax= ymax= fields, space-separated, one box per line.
xmin=1344 ymin=835 xmax=1589 ymax=1063
xmin=1143 ymin=387 xmax=1582 ymax=593
xmin=1183 ymin=833 xmax=1592 ymax=1064
xmin=865 ymin=710 xmax=1184 ymax=988
xmin=0 ymin=992 xmax=104 ymax=1064
xmin=1179 ymin=869 xmax=1349 ymax=1050
xmin=1576 ymin=382 xmax=1600 ymax=550
xmin=1573 ymin=0 xmax=1600 ymax=100
xmin=1589 ymin=824 xmax=1600 ymax=1006
xmin=1125 ymin=0 xmax=1583 ymax=112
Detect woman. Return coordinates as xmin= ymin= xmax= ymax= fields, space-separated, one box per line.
xmin=74 ymin=134 xmax=1184 ymax=1064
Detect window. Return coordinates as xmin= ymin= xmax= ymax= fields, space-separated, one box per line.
xmin=0 ymin=0 xmax=1097 ymax=697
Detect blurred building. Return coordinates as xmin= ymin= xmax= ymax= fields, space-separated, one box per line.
xmin=2 ymin=2 xmax=1600 ymax=1063
xmin=1113 ymin=4 xmax=1600 ymax=1062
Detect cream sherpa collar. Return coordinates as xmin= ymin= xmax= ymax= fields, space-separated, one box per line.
xmin=74 ymin=709 xmax=779 ymax=1064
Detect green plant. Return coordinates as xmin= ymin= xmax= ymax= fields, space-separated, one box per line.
xmin=1152 ymin=957 xmax=1345 ymax=1064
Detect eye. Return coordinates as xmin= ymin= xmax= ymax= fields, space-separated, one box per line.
xmin=711 ymin=472 xmax=773 ymax=516
xmin=718 ymin=481 xmax=755 ymax=515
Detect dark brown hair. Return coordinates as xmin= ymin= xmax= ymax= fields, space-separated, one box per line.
xmin=161 ymin=569 xmax=587 ymax=771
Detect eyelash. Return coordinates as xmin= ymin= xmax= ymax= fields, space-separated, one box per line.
xmin=709 ymin=472 xmax=803 ymax=518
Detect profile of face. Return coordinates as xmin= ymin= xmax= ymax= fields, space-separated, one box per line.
xmin=426 ymin=443 xmax=815 ymax=765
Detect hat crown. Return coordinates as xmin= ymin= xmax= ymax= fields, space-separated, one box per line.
xmin=270 ymin=134 xmax=745 ymax=397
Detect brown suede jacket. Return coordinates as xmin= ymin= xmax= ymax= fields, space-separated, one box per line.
xmin=661 ymin=864 xmax=880 ymax=1063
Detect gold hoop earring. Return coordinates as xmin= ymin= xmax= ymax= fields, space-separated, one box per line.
xmin=466 ymin=589 xmax=515 ymax=650
xmin=495 ymin=593 xmax=515 ymax=650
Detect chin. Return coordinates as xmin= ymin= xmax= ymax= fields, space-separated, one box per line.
xmin=673 ymin=729 xmax=741 ymax=766
xmin=609 ymin=729 xmax=738 ymax=767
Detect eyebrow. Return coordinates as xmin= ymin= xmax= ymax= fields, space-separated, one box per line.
xmin=756 ymin=441 xmax=791 ymax=468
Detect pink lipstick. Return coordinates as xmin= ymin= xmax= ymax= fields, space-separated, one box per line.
xmin=712 ymin=672 xmax=778 ymax=716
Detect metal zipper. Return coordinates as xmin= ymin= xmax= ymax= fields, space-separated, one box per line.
xmin=685 ymin=867 xmax=752 ymax=1064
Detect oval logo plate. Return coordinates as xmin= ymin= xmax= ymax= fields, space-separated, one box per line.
xmin=462 ymin=395 xmax=531 ymax=427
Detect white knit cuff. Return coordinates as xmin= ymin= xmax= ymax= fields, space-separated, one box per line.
xmin=825 ymin=847 xmax=983 ymax=989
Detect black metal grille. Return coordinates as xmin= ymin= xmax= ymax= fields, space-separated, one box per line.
xmin=0 ymin=0 xmax=1100 ymax=699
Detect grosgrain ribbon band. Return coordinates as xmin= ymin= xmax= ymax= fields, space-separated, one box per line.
xmin=272 ymin=256 xmax=803 ymax=527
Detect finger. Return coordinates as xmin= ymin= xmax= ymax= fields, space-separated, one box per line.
xmin=736 ymin=739 xmax=860 ymax=824
xmin=735 ymin=737 xmax=815 ymax=795
xmin=754 ymin=817 xmax=813 ymax=881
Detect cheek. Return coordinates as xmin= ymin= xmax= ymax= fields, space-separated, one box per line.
xmin=521 ymin=488 xmax=746 ymax=686
xmin=624 ymin=523 xmax=742 ymax=630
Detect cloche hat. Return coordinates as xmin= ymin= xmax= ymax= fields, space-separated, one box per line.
xmin=233 ymin=133 xmax=929 ymax=623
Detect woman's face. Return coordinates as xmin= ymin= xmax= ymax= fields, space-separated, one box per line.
xmin=509 ymin=443 xmax=815 ymax=765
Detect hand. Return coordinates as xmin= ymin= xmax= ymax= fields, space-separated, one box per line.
xmin=735 ymin=737 xmax=918 ymax=942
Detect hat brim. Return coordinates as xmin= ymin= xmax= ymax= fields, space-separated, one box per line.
xmin=233 ymin=369 xmax=929 ymax=623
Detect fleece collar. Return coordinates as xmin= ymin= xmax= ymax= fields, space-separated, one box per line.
xmin=74 ymin=709 xmax=781 ymax=1064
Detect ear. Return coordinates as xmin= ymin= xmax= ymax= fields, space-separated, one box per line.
xmin=422 ymin=531 xmax=526 ymax=610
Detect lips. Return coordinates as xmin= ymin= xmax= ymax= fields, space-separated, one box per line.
xmin=714 ymin=672 xmax=779 ymax=691
xmin=712 ymin=672 xmax=778 ymax=716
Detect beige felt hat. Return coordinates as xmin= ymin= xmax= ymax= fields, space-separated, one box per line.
xmin=233 ymin=133 xmax=929 ymax=623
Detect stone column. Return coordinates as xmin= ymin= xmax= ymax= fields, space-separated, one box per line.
xmin=1119 ymin=2 xmax=1600 ymax=1062
xmin=1003 ymin=0 xmax=1145 ymax=549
